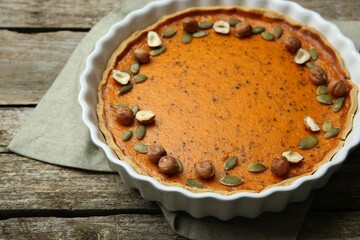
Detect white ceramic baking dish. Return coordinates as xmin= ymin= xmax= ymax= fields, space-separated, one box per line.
xmin=79 ymin=0 xmax=360 ymax=220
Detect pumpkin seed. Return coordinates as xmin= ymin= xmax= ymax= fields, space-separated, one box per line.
xmin=247 ymin=162 xmax=267 ymax=173
xmin=324 ymin=127 xmax=340 ymax=139
xmin=162 ymin=28 xmax=177 ymax=38
xmin=306 ymin=62 xmax=316 ymax=68
xmin=252 ymin=26 xmax=265 ymax=34
xmin=130 ymin=61 xmax=140 ymax=74
xmin=224 ymin=156 xmax=238 ymax=171
xmin=185 ymin=178 xmax=205 ymax=189
xmin=121 ymin=129 xmax=133 ymax=141
xmin=149 ymin=45 xmax=166 ymax=56
xmin=175 ymin=158 xmax=184 ymax=173
xmin=332 ymin=97 xmax=345 ymax=112
xmin=114 ymin=103 xmax=130 ymax=108
xmin=118 ymin=84 xmax=133 ymax=94
xmin=220 ymin=175 xmax=244 ymax=187
xmin=181 ymin=32 xmax=192 ymax=43
xmin=228 ymin=18 xmax=241 ymax=26
xmin=322 ymin=119 xmax=333 ymax=132
xmin=273 ymin=25 xmax=282 ymax=38
xmin=316 ymin=85 xmax=328 ymax=95
xmin=134 ymin=143 xmax=148 ymax=153
xmin=316 ymin=95 xmax=334 ymax=104
xmin=192 ymin=30 xmax=208 ymax=38
xmin=132 ymin=104 xmax=139 ymax=115
xmin=309 ymin=47 xmax=319 ymax=60
xmin=134 ymin=75 xmax=148 ymax=83
xmin=261 ymin=31 xmax=274 ymax=41
xmin=136 ymin=124 xmax=146 ymax=140
xmin=298 ymin=136 xmax=318 ymax=149
xmin=198 ymin=20 xmax=213 ymax=29
xmin=282 ymin=151 xmax=303 ymax=163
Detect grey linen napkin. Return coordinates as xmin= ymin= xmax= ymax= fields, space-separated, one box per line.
xmin=8 ymin=0 xmax=360 ymax=238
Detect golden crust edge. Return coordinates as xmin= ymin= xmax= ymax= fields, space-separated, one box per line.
xmin=96 ymin=6 xmax=359 ymax=195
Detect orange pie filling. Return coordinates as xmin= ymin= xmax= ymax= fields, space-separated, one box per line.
xmin=97 ymin=7 xmax=358 ymax=194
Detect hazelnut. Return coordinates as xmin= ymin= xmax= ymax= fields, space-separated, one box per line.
xmin=133 ymin=49 xmax=150 ymax=64
xmin=234 ymin=22 xmax=252 ymax=38
xmin=328 ymin=80 xmax=347 ymax=97
xmin=115 ymin=107 xmax=134 ymax=126
xmin=147 ymin=144 xmax=167 ymax=163
xmin=158 ymin=156 xmax=180 ymax=175
xmin=195 ymin=160 xmax=215 ymax=179
xmin=271 ymin=156 xmax=289 ymax=177
xmin=135 ymin=110 xmax=155 ymax=124
xmin=284 ymin=36 xmax=302 ymax=53
xmin=309 ymin=66 xmax=328 ymax=86
xmin=182 ymin=17 xmax=198 ymax=33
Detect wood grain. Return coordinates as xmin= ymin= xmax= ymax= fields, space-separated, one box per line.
xmin=0 ymin=0 xmax=359 ymax=29
xmin=0 ymin=30 xmax=85 ymax=105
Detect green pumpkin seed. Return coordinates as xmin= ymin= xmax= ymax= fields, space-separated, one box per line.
xmin=136 ymin=124 xmax=146 ymax=140
xmin=220 ymin=175 xmax=244 ymax=187
xmin=247 ymin=162 xmax=267 ymax=173
xmin=228 ymin=18 xmax=241 ymax=26
xmin=134 ymin=75 xmax=148 ymax=83
xmin=252 ymin=26 xmax=265 ymax=34
xmin=130 ymin=61 xmax=140 ymax=74
xmin=316 ymin=85 xmax=328 ymax=95
xmin=175 ymin=158 xmax=184 ymax=173
xmin=185 ymin=178 xmax=205 ymax=189
xmin=134 ymin=143 xmax=148 ymax=153
xmin=162 ymin=28 xmax=177 ymax=38
xmin=316 ymin=95 xmax=334 ymax=105
xmin=114 ymin=103 xmax=130 ymax=108
xmin=332 ymin=97 xmax=345 ymax=112
xmin=273 ymin=25 xmax=282 ymax=38
xmin=149 ymin=45 xmax=166 ymax=56
xmin=181 ymin=32 xmax=192 ymax=44
xmin=310 ymin=47 xmax=319 ymax=61
xmin=118 ymin=84 xmax=133 ymax=94
xmin=224 ymin=156 xmax=238 ymax=171
xmin=192 ymin=30 xmax=208 ymax=38
xmin=324 ymin=127 xmax=340 ymax=139
xmin=121 ymin=129 xmax=133 ymax=141
xmin=132 ymin=104 xmax=139 ymax=115
xmin=261 ymin=31 xmax=274 ymax=41
xmin=306 ymin=62 xmax=316 ymax=68
xmin=298 ymin=136 xmax=319 ymax=149
xmin=198 ymin=20 xmax=213 ymax=30
xmin=322 ymin=119 xmax=333 ymax=132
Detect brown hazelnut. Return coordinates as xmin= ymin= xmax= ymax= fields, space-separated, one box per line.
xmin=195 ymin=160 xmax=215 ymax=179
xmin=309 ymin=66 xmax=328 ymax=86
xmin=234 ymin=22 xmax=252 ymax=38
xmin=147 ymin=144 xmax=167 ymax=163
xmin=182 ymin=17 xmax=198 ymax=33
xmin=133 ymin=49 xmax=150 ymax=64
xmin=158 ymin=156 xmax=180 ymax=175
xmin=271 ymin=156 xmax=289 ymax=177
xmin=115 ymin=107 xmax=134 ymax=126
xmin=328 ymin=80 xmax=347 ymax=97
xmin=284 ymin=36 xmax=302 ymax=53
xmin=135 ymin=110 xmax=155 ymax=125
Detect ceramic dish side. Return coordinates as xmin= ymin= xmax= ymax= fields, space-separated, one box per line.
xmin=79 ymin=0 xmax=360 ymax=219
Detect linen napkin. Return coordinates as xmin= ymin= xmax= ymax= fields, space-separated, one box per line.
xmin=8 ymin=0 xmax=360 ymax=238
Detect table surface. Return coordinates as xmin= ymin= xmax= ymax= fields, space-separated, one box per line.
xmin=0 ymin=0 xmax=359 ymax=239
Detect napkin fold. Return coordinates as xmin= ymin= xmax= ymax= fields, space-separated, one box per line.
xmin=8 ymin=0 xmax=360 ymax=238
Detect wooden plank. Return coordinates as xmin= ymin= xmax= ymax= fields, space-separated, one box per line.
xmin=0 ymin=212 xmax=358 ymax=239
xmin=0 ymin=30 xmax=85 ymax=105
xmin=0 ymin=153 xmax=158 ymax=213
xmin=0 ymin=0 xmax=359 ymax=29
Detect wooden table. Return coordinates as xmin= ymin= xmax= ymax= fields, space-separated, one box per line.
xmin=0 ymin=0 xmax=359 ymax=239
